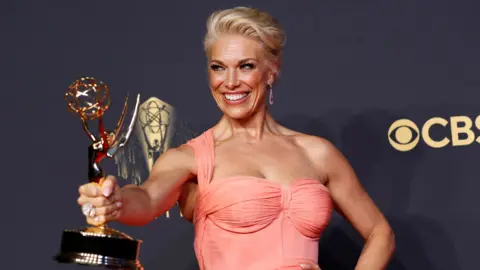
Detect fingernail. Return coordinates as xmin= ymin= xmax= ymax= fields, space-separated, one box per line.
xmin=116 ymin=201 xmax=122 ymax=208
xmin=94 ymin=216 xmax=99 ymax=223
xmin=103 ymin=188 xmax=112 ymax=197
xmin=299 ymin=264 xmax=311 ymax=269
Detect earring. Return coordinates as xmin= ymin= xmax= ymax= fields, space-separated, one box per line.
xmin=269 ymin=85 xmax=274 ymax=105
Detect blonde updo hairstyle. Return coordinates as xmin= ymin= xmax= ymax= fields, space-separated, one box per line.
xmin=204 ymin=7 xmax=286 ymax=84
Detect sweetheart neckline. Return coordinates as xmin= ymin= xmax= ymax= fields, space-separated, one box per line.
xmin=208 ymin=175 xmax=329 ymax=191
xmin=196 ymin=128 xmax=330 ymax=192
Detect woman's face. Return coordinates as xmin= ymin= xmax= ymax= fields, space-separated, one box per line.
xmin=208 ymin=34 xmax=274 ymax=120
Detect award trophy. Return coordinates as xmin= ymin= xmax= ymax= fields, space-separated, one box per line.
xmin=54 ymin=77 xmax=143 ymax=269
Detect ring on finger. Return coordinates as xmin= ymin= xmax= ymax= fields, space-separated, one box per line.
xmin=88 ymin=206 xmax=96 ymax=218
xmin=82 ymin=203 xmax=92 ymax=216
xmin=82 ymin=203 xmax=96 ymax=218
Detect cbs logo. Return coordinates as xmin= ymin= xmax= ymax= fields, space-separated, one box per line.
xmin=388 ymin=116 xmax=480 ymax=151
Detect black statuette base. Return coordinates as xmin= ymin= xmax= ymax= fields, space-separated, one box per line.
xmin=54 ymin=226 xmax=143 ymax=269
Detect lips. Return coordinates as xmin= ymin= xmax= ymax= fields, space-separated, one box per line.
xmin=225 ymin=93 xmax=248 ymax=101
xmin=223 ymin=92 xmax=250 ymax=105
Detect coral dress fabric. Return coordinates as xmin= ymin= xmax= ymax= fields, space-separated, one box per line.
xmin=185 ymin=129 xmax=333 ymax=270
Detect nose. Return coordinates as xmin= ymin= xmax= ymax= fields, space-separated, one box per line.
xmin=225 ymin=69 xmax=240 ymax=89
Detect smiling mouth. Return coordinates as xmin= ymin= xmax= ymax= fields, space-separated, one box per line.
xmin=224 ymin=92 xmax=250 ymax=102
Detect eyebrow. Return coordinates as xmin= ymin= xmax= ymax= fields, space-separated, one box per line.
xmin=209 ymin=58 xmax=258 ymax=65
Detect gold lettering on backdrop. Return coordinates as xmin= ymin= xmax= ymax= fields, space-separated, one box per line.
xmin=450 ymin=116 xmax=475 ymax=146
xmin=475 ymin=116 xmax=480 ymax=144
xmin=422 ymin=117 xmax=449 ymax=148
xmin=388 ymin=114 xmax=480 ymax=151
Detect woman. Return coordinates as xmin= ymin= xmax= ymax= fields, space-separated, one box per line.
xmin=77 ymin=7 xmax=395 ymax=270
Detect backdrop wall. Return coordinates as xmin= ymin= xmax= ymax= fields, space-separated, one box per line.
xmin=7 ymin=1 xmax=479 ymax=269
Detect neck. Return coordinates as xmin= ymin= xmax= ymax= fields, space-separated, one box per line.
xmin=217 ymin=105 xmax=278 ymax=140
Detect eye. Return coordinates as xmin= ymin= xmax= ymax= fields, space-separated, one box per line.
xmin=209 ymin=64 xmax=224 ymax=71
xmin=240 ymin=63 xmax=255 ymax=70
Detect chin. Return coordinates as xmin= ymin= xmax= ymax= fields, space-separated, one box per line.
xmin=223 ymin=107 xmax=253 ymax=120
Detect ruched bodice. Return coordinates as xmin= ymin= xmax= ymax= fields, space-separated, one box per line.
xmin=195 ymin=176 xmax=331 ymax=237
xmin=186 ymin=129 xmax=333 ymax=270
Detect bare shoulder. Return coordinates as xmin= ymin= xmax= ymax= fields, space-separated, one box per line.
xmin=173 ymin=143 xmax=196 ymax=155
xmin=276 ymin=125 xmax=339 ymax=160
xmin=151 ymin=144 xmax=196 ymax=174
xmin=289 ymin=132 xmax=341 ymax=162
xmin=163 ymin=144 xmax=195 ymax=161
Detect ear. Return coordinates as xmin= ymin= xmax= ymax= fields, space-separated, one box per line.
xmin=267 ymin=61 xmax=279 ymax=85
xmin=267 ymin=74 xmax=275 ymax=86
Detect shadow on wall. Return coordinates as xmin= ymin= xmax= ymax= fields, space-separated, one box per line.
xmin=281 ymin=110 xmax=461 ymax=270
xmin=146 ymin=207 xmax=199 ymax=270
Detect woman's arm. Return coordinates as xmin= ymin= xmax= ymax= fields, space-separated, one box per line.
xmin=117 ymin=144 xmax=196 ymax=226
xmin=309 ymin=138 xmax=395 ymax=270
xmin=177 ymin=180 xmax=198 ymax=222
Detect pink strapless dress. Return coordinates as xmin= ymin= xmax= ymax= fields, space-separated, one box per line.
xmin=185 ymin=129 xmax=333 ymax=270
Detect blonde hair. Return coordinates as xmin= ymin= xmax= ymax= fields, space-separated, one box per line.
xmin=204 ymin=7 xmax=286 ymax=76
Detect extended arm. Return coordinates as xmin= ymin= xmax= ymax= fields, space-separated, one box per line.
xmin=117 ymin=145 xmax=196 ymax=226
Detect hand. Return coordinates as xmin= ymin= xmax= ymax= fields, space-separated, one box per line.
xmin=77 ymin=175 xmax=122 ymax=226
xmin=299 ymin=264 xmax=321 ymax=270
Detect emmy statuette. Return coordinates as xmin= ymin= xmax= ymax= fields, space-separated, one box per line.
xmin=54 ymin=77 xmax=143 ymax=269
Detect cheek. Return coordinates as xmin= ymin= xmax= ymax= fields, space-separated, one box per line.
xmin=208 ymin=72 xmax=223 ymax=89
xmin=240 ymin=71 xmax=265 ymax=88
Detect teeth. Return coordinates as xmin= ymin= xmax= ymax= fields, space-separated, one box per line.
xmin=225 ymin=93 xmax=248 ymax=101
